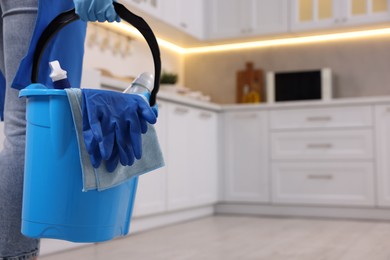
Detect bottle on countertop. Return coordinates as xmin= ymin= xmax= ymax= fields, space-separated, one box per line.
xmin=49 ymin=60 xmax=71 ymax=89
xmin=123 ymin=72 xmax=154 ymax=101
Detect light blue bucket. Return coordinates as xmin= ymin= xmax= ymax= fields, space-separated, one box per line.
xmin=19 ymin=87 xmax=138 ymax=243
xmin=18 ymin=2 xmax=161 ymax=243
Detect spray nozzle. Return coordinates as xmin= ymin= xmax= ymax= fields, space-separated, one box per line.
xmin=49 ymin=60 xmax=68 ymax=82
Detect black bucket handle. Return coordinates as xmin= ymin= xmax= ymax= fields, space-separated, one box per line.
xmin=32 ymin=2 xmax=161 ymax=107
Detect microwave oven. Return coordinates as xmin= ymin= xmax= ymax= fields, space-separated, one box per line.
xmin=266 ymin=68 xmax=332 ymax=103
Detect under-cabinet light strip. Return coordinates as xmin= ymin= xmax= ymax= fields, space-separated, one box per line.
xmin=109 ymin=22 xmax=390 ymax=55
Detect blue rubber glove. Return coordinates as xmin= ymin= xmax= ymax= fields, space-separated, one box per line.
xmin=74 ymin=0 xmax=120 ymax=22
xmin=82 ymin=89 xmax=157 ymax=172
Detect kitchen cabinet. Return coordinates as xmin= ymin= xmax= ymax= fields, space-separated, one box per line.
xmin=291 ymin=0 xmax=390 ymax=32
xmin=253 ymin=0 xmax=289 ymax=36
xmin=167 ymin=103 xmax=218 ymax=211
xmin=166 ymin=103 xmax=194 ymax=210
xmin=208 ymin=0 xmax=251 ymax=40
xmin=271 ymin=129 xmax=374 ymax=160
xmin=344 ymin=0 xmax=390 ymax=26
xmin=122 ymin=0 xmax=390 ymax=41
xmin=272 ymin=162 xmax=375 ymax=206
xmin=270 ymin=105 xmax=375 ymax=207
xmin=375 ymin=104 xmax=390 ymax=207
xmin=270 ymin=105 xmax=373 ymax=130
xmin=132 ymin=100 xmax=168 ymax=217
xmin=124 ymin=0 xmax=205 ymax=39
xmin=208 ymin=0 xmax=288 ymax=40
xmin=222 ymin=110 xmax=270 ymax=202
xmin=189 ymin=108 xmax=218 ymax=207
xmin=123 ymin=0 xmax=162 ymax=17
xmin=162 ymin=0 xmax=205 ymax=39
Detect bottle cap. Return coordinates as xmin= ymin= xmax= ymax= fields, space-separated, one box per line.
xmin=49 ymin=60 xmax=67 ymax=82
xmin=132 ymin=72 xmax=154 ymax=92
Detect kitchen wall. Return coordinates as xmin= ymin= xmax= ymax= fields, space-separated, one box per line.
xmin=184 ymin=34 xmax=390 ymax=104
xmin=83 ymin=24 xmax=184 ymax=86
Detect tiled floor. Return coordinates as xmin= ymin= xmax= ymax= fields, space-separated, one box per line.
xmin=40 ymin=215 xmax=390 ymax=260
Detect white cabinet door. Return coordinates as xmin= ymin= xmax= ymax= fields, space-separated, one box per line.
xmin=132 ymin=100 xmax=168 ymax=217
xmin=252 ymin=0 xmax=289 ymax=35
xmin=123 ymin=0 xmax=162 ymax=17
xmin=343 ymin=0 xmax=390 ymax=26
xmin=208 ymin=0 xmax=254 ymax=39
xmin=271 ymin=129 xmax=374 ymax=160
xmin=291 ymin=0 xmax=339 ymax=31
xmin=291 ymin=0 xmax=390 ymax=32
xmin=270 ymin=106 xmax=373 ymax=130
xmin=272 ymin=162 xmax=375 ymax=206
xmin=223 ymin=111 xmax=270 ymax=203
xmin=166 ymin=103 xmax=218 ymax=211
xmin=189 ymin=109 xmax=218 ymax=207
xmin=208 ymin=0 xmax=287 ymax=40
xmin=375 ymin=104 xmax=390 ymax=207
xmin=176 ymin=0 xmax=205 ymax=39
xmin=166 ymin=103 xmax=193 ymax=211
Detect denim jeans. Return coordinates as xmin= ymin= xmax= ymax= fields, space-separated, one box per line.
xmin=0 ymin=0 xmax=40 ymax=259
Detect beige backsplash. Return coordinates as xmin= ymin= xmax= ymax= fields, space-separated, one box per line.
xmin=184 ymin=34 xmax=390 ymax=104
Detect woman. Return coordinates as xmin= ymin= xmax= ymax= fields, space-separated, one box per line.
xmin=0 ymin=1 xmax=118 ymax=259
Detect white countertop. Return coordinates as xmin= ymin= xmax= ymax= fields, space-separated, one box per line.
xmin=99 ymin=73 xmax=390 ymax=112
xmin=157 ymin=91 xmax=222 ymax=111
xmin=157 ymin=92 xmax=390 ymax=112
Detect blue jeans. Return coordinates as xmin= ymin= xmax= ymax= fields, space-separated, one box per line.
xmin=0 ymin=0 xmax=40 ymax=259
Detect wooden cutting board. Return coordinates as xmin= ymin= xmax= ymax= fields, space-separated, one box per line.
xmin=236 ymin=62 xmax=264 ymax=104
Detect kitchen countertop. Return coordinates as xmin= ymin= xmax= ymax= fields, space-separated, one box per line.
xmin=158 ymin=92 xmax=390 ymax=112
xmin=99 ymin=73 xmax=390 ymax=112
xmin=222 ymin=96 xmax=390 ymax=112
xmin=157 ymin=91 xmax=222 ymax=111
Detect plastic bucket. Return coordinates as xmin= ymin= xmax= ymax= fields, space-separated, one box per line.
xmin=20 ymin=87 xmax=138 ymax=243
xmin=19 ymin=2 xmax=160 ymax=242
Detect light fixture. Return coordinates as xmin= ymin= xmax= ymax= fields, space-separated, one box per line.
xmin=104 ymin=22 xmax=390 ymax=55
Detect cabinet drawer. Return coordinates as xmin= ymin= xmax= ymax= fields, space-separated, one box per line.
xmin=270 ymin=106 xmax=372 ymax=130
xmin=272 ymin=162 xmax=375 ymax=206
xmin=271 ymin=129 xmax=373 ymax=160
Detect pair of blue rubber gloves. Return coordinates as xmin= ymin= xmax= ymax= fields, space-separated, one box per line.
xmin=74 ymin=0 xmax=158 ymax=172
xmin=82 ymin=90 xmax=158 ymax=172
xmin=73 ymin=0 xmax=120 ymax=22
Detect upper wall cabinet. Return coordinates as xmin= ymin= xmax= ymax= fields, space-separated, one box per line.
xmin=208 ymin=0 xmax=289 ymax=40
xmin=291 ymin=0 xmax=390 ymax=32
xmin=344 ymin=0 xmax=390 ymax=26
xmin=124 ymin=0 xmax=205 ymax=40
xmin=124 ymin=0 xmax=162 ymax=17
xmin=162 ymin=0 xmax=205 ymax=40
xmin=124 ymin=0 xmax=390 ymax=41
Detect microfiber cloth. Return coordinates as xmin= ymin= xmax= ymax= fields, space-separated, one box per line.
xmin=65 ymin=88 xmax=164 ymax=191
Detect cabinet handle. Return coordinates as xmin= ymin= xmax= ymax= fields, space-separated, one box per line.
xmin=306 ymin=116 xmax=332 ymax=122
xmin=341 ymin=18 xmax=347 ymax=23
xmin=180 ymin=22 xmax=187 ymax=29
xmin=307 ymin=143 xmax=333 ymax=149
xmin=199 ymin=112 xmax=212 ymax=119
xmin=386 ymin=107 xmax=390 ymax=112
xmin=234 ymin=113 xmax=258 ymax=119
xmin=307 ymin=174 xmax=334 ymax=180
xmin=174 ymin=107 xmax=189 ymax=114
